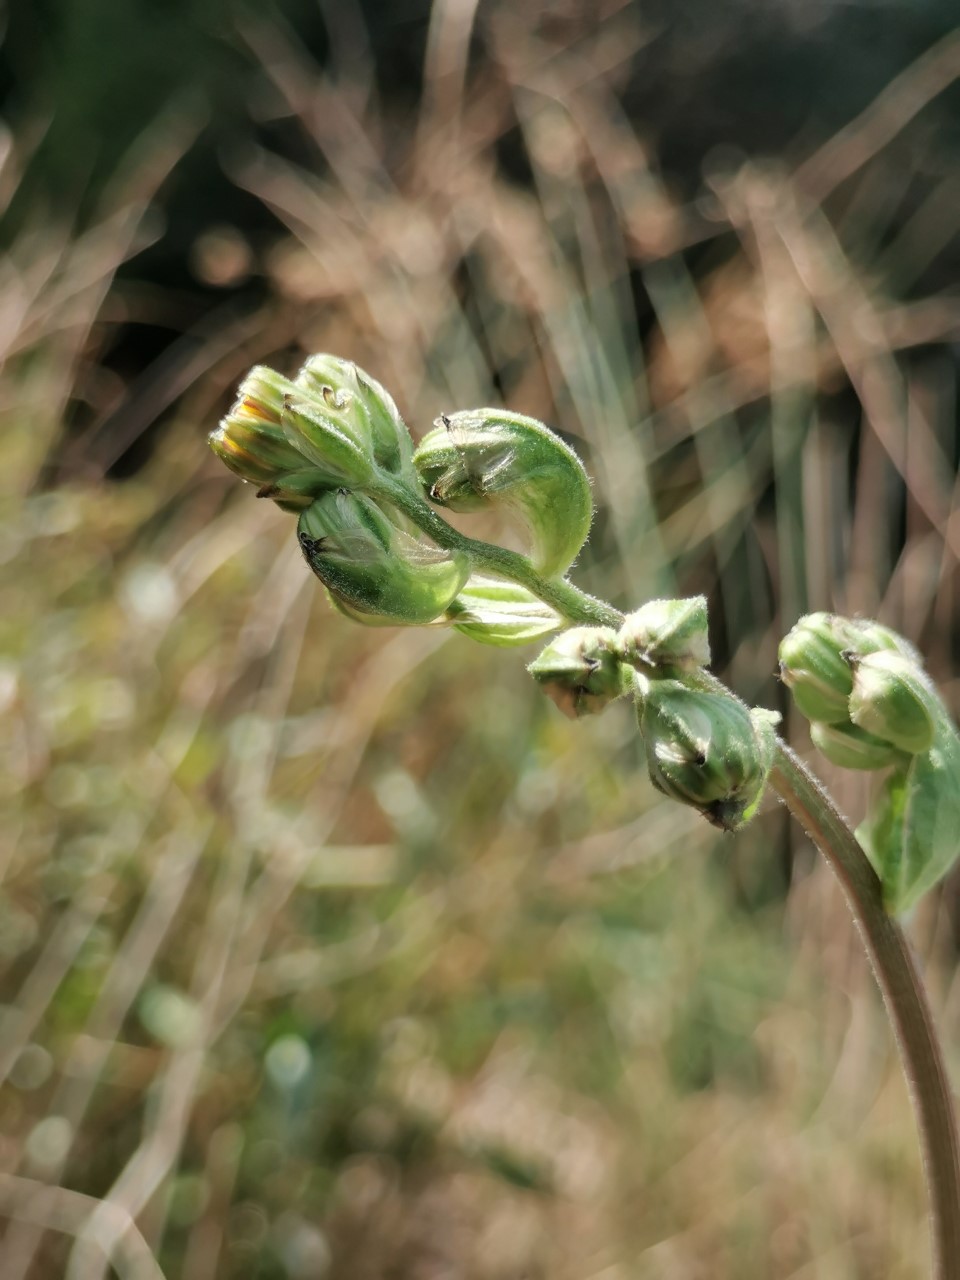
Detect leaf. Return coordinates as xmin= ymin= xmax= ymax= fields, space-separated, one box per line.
xmin=857 ymin=724 xmax=960 ymax=915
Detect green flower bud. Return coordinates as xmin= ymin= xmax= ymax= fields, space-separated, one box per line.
xmin=617 ymin=597 xmax=710 ymax=673
xmin=778 ymin=612 xmax=911 ymax=725
xmin=210 ymin=362 xmax=386 ymax=504
xmin=809 ymin=721 xmax=904 ymax=771
xmin=209 ymin=365 xmax=320 ymax=489
xmin=778 ymin=614 xmax=856 ymax=723
xmin=848 ymin=650 xmax=937 ymax=755
xmin=297 ymin=491 xmax=469 ymax=625
xmin=445 ymin=577 xmax=562 ymax=647
xmin=296 ymin=355 xmax=414 ymax=476
xmin=413 ymin=409 xmax=593 ymax=577
xmin=639 ymin=683 xmax=773 ymax=831
xmin=528 ymin=627 xmax=626 ymax=718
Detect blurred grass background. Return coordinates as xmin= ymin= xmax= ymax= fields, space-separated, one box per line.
xmin=2 ymin=1 xmax=960 ymax=1276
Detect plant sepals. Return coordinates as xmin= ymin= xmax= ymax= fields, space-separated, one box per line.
xmin=281 ymin=397 xmax=375 ymax=489
xmin=639 ymin=682 xmax=772 ymax=831
xmin=296 ymin=354 xmax=415 ymax=476
xmin=810 ymin=721 xmax=905 ymax=771
xmin=528 ymin=627 xmax=626 ymax=717
xmin=779 ymin=612 xmax=914 ymax=726
xmin=617 ymin=596 xmax=710 ymax=673
xmin=297 ymin=491 xmax=469 ymax=625
xmin=848 ymin=650 xmax=937 ymax=755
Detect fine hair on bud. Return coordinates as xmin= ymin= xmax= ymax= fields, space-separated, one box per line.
xmin=528 ymin=627 xmax=626 ymax=718
xmin=778 ymin=612 xmax=914 ymax=727
xmin=413 ymin=409 xmax=593 ymax=577
xmin=638 ymin=682 xmax=774 ymax=831
xmin=848 ymin=650 xmax=937 ymax=756
xmin=617 ymin=597 xmax=710 ymax=673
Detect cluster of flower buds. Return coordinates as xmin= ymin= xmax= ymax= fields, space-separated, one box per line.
xmin=527 ymin=597 xmax=776 ymax=831
xmin=779 ymin=613 xmax=959 ymax=913
xmin=210 ymin=358 xmax=599 ymax=639
xmin=209 ymin=361 xmax=405 ymax=508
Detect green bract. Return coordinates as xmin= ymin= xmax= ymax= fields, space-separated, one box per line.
xmin=848 ymin=650 xmax=937 ymax=755
xmin=445 ymin=577 xmax=561 ymax=647
xmin=617 ymin=596 xmax=710 ymax=673
xmin=280 ymin=396 xmax=374 ymax=490
xmin=295 ymin=354 xmax=415 ymax=477
xmin=638 ymin=683 xmax=774 ymax=831
xmin=857 ymin=726 xmax=960 ymax=914
xmin=778 ymin=613 xmax=857 ymax=723
xmin=528 ymin=627 xmax=626 ymax=718
xmin=209 ymin=365 xmax=322 ymax=502
xmin=413 ymin=409 xmax=593 ymax=577
xmin=297 ymin=491 xmax=469 ymax=626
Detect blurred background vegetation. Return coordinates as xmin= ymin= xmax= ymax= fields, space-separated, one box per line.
xmin=2 ymin=1 xmax=960 ymax=1276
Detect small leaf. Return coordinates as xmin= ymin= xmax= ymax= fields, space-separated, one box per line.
xmin=858 ymin=724 xmax=960 ymax=915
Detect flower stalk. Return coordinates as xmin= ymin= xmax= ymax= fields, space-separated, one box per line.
xmin=210 ymin=356 xmax=960 ymax=1278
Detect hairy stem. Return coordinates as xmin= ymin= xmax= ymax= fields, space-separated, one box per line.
xmin=769 ymin=744 xmax=960 ymax=1280
xmin=383 ymin=484 xmax=959 ymax=1276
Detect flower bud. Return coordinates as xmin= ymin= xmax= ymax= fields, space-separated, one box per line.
xmin=210 ymin=363 xmax=378 ymax=502
xmin=445 ymin=577 xmax=561 ymax=647
xmin=413 ymin=409 xmax=593 ymax=577
xmin=296 ymin=355 xmax=415 ymax=476
xmin=809 ymin=721 xmax=904 ymax=771
xmin=297 ymin=491 xmax=469 ymax=625
xmin=848 ymin=650 xmax=937 ymax=755
xmin=778 ymin=614 xmax=856 ymax=723
xmin=617 ymin=597 xmax=710 ymax=673
xmin=528 ymin=627 xmax=626 ymax=718
xmin=639 ymin=683 xmax=773 ymax=831
xmin=209 ymin=365 xmax=318 ymax=487
xmin=778 ymin=613 xmax=910 ymax=725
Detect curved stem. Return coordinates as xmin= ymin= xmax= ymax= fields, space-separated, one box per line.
xmin=770 ymin=743 xmax=960 ymax=1280
xmin=371 ymin=475 xmax=623 ymax=628
xmin=377 ymin=472 xmax=959 ymax=1273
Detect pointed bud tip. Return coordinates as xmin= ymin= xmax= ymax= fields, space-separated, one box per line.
xmin=617 ymin=597 xmax=710 ymax=672
xmin=529 ymin=627 xmax=626 ymax=717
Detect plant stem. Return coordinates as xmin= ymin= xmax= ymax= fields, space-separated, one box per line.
xmin=769 ymin=743 xmax=960 ymax=1280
